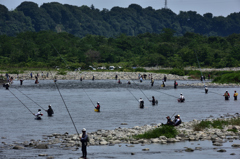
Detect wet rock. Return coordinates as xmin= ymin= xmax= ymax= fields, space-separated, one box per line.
xmin=13 ymin=145 xmax=24 ymax=149
xmin=127 ymin=145 xmax=135 ymax=147
xmin=195 ymin=147 xmax=202 ymax=150
xmin=230 ymin=153 xmax=235 ymax=155
xmin=231 ymin=144 xmax=240 ymax=148
xmin=99 ymin=140 xmax=108 ymax=145
xmin=35 ymin=144 xmax=48 ymax=149
xmin=217 ymin=149 xmax=226 ymax=152
xmin=1 ymin=137 xmax=6 ymax=139
xmin=185 ymin=148 xmax=194 ymax=152
xmin=38 ymin=154 xmax=48 ymax=156
xmin=131 ymin=152 xmax=135 ymax=155
xmin=213 ymin=143 xmax=223 ymax=146
xmin=142 ymin=148 xmax=149 ymax=151
xmin=121 ymin=123 xmax=128 ymax=125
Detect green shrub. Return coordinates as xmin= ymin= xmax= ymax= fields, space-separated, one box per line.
xmin=227 ymin=129 xmax=238 ymax=133
xmin=193 ymin=118 xmax=240 ymax=131
xmin=169 ymin=68 xmax=185 ymax=76
xmin=134 ymin=68 xmax=147 ymax=72
xmin=57 ymin=69 xmax=67 ymax=75
xmin=6 ymin=70 xmax=19 ymax=74
xmin=133 ymin=125 xmax=178 ymax=139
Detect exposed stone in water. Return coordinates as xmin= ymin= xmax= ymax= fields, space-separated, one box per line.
xmin=217 ymin=149 xmax=226 ymax=152
xmin=185 ymin=148 xmax=194 ymax=152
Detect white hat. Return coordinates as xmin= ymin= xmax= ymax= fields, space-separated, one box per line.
xmin=97 ymin=102 xmax=100 ymax=104
xmin=82 ymin=128 xmax=86 ymax=131
xmin=49 ymin=104 xmax=51 ymax=106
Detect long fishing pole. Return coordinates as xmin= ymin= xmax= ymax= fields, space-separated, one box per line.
xmin=8 ymin=89 xmax=35 ymax=115
xmin=127 ymin=74 xmax=151 ymax=102
xmin=47 ymin=66 xmax=80 ymax=136
xmin=82 ymin=88 xmax=96 ymax=108
xmin=115 ymin=75 xmax=139 ymax=102
xmin=14 ymin=88 xmax=45 ymax=110
xmin=195 ymin=50 xmax=205 ymax=86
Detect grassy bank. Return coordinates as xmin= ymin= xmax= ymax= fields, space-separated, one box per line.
xmin=133 ymin=125 xmax=178 ymax=139
xmin=212 ymin=72 xmax=240 ymax=83
xmin=193 ymin=118 xmax=240 ymax=131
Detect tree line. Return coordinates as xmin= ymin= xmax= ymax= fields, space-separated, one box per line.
xmin=0 ymin=30 xmax=240 ymax=69
xmin=0 ymin=2 xmax=240 ymax=37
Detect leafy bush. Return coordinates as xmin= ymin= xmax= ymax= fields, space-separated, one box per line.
xmin=169 ymin=68 xmax=185 ymax=76
xmin=6 ymin=70 xmax=19 ymax=74
xmin=134 ymin=68 xmax=147 ymax=72
xmin=133 ymin=125 xmax=178 ymax=139
xmin=57 ymin=69 xmax=67 ymax=75
xmin=212 ymin=72 xmax=240 ymax=83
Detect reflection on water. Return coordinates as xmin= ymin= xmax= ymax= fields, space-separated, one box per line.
xmin=0 ymin=79 xmax=239 ymax=158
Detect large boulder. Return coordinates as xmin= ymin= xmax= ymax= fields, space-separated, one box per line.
xmin=35 ymin=144 xmax=48 ymax=149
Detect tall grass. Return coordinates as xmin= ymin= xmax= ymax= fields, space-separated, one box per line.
xmin=193 ymin=118 xmax=240 ymax=131
xmin=133 ymin=125 xmax=178 ymax=139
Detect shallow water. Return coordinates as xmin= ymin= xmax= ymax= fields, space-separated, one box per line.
xmin=0 ymin=79 xmax=240 ymax=158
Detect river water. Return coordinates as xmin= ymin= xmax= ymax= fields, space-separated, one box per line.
xmin=0 ymin=79 xmax=240 ymax=158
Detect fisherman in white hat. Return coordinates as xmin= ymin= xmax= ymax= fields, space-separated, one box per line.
xmin=79 ymin=128 xmax=89 ymax=159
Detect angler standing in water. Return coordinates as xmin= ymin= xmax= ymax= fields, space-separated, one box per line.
xmin=92 ymin=76 xmax=94 ymax=81
xmin=139 ymin=98 xmax=144 ymax=108
xmin=233 ymin=91 xmax=238 ymax=100
xmin=80 ymin=77 xmax=83 ymax=81
xmin=95 ymin=102 xmax=100 ymax=112
xmin=163 ymin=75 xmax=167 ymax=82
xmin=20 ymin=79 xmax=23 ymax=85
xmin=151 ymin=96 xmax=156 ymax=105
xmin=178 ymin=93 xmax=185 ymax=102
xmin=205 ymin=86 xmax=208 ymax=94
xmin=33 ymin=109 xmax=43 ymax=120
xmin=151 ymin=78 xmax=154 ymax=87
xmin=174 ymin=80 xmax=178 ymax=89
xmin=118 ymin=79 xmax=122 ymax=84
xmin=115 ymin=74 xmax=118 ymax=80
xmin=223 ymin=90 xmax=230 ymax=100
xmin=45 ymin=105 xmax=54 ymax=116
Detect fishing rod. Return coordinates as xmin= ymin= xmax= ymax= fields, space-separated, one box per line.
xmin=127 ymin=74 xmax=151 ymax=102
xmin=115 ymin=75 xmax=139 ymax=102
xmin=8 ymin=89 xmax=35 ymax=116
xmin=82 ymin=88 xmax=96 ymax=108
xmin=195 ymin=50 xmax=205 ymax=86
xmin=47 ymin=67 xmax=80 ymax=136
xmin=14 ymin=88 xmax=45 ymax=110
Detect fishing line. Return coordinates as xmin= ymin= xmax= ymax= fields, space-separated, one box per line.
xmin=82 ymin=88 xmax=96 ymax=108
xmin=127 ymin=74 xmax=151 ymax=101
xmin=14 ymin=88 xmax=45 ymax=110
xmin=48 ymin=67 xmax=80 ymax=136
xmin=115 ymin=75 xmax=139 ymax=102
xmin=8 ymin=89 xmax=35 ymax=115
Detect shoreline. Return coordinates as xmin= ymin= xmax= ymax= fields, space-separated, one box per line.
xmin=2 ymin=114 xmax=240 ymax=151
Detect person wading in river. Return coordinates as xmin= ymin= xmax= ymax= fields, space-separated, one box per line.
xmin=79 ymin=128 xmax=89 ymax=159
xmin=174 ymin=80 xmax=178 ymax=89
xmin=151 ymin=96 xmax=156 ymax=105
xmin=233 ymin=91 xmax=238 ymax=100
xmin=33 ymin=109 xmax=43 ymax=120
xmin=95 ymin=102 xmax=100 ymax=112
xmin=223 ymin=90 xmax=230 ymax=100
xmin=45 ymin=105 xmax=54 ymax=116
xmin=205 ymin=86 xmax=208 ymax=94
xmin=151 ymin=78 xmax=154 ymax=87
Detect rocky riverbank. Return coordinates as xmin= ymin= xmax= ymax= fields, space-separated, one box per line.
xmin=2 ymin=71 xmax=189 ymax=80
xmin=2 ymin=114 xmax=240 ymax=153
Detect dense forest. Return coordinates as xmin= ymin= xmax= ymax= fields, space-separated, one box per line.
xmin=0 ymin=30 xmax=240 ymax=69
xmin=0 ymin=2 xmax=240 ymax=37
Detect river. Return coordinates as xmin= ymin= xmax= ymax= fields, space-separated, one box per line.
xmin=0 ymin=79 xmax=239 ymax=158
